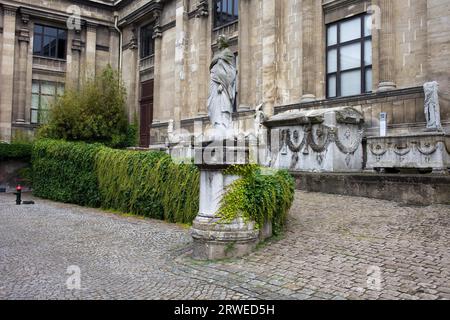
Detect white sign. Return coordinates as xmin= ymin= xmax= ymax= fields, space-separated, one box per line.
xmin=380 ymin=112 xmax=387 ymax=137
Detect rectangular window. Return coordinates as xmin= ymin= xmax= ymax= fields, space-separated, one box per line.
xmin=326 ymin=14 xmax=372 ymax=98
xmin=33 ymin=24 xmax=67 ymax=60
xmin=214 ymin=0 xmax=239 ymax=28
xmin=140 ymin=24 xmax=154 ymax=59
xmin=31 ymin=80 xmax=64 ymax=124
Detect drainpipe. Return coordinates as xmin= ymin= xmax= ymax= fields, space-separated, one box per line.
xmin=114 ymin=12 xmax=123 ymax=75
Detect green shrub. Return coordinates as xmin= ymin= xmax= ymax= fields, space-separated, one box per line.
xmin=32 ymin=139 xmax=102 ymax=207
xmin=38 ymin=65 xmax=133 ymax=148
xmin=219 ymin=165 xmax=295 ymax=236
xmin=0 ymin=142 xmax=33 ymax=161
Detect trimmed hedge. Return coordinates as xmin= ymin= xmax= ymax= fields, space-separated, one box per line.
xmin=32 ymin=139 xmax=295 ymax=229
xmin=95 ymin=148 xmax=199 ymax=223
xmin=32 ymin=139 xmax=199 ymax=224
xmin=0 ymin=142 xmax=33 ymax=161
xmin=32 ymin=140 xmax=102 ymax=207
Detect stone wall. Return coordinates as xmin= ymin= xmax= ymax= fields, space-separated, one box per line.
xmin=0 ymin=0 xmax=449 ymax=152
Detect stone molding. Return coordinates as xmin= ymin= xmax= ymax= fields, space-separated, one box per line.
xmin=2 ymin=5 xmax=17 ymax=16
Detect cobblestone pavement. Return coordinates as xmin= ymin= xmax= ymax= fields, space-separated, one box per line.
xmin=1 ymin=191 xmax=449 ymax=300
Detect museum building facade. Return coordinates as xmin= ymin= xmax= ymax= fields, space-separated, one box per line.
xmin=0 ymin=0 xmax=449 ymax=172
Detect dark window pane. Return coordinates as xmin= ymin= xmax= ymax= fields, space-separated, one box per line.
xmin=215 ymin=0 xmax=238 ymax=28
xmin=33 ymin=35 xmax=42 ymax=55
xmin=58 ymin=29 xmax=67 ymax=40
xmin=34 ymin=25 xmax=43 ymax=34
xmin=57 ymin=38 xmax=66 ymax=59
xmin=50 ymin=39 xmax=57 ymax=57
xmin=140 ymin=25 xmax=154 ymax=58
xmin=43 ymin=36 xmax=52 ymax=56
xmin=44 ymin=26 xmax=58 ymax=37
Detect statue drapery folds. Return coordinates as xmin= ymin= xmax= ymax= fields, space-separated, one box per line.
xmin=207 ymin=36 xmax=237 ymax=139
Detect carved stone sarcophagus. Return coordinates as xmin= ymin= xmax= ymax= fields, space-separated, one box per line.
xmin=265 ymin=107 xmax=364 ymax=172
xmin=366 ymin=132 xmax=450 ymax=174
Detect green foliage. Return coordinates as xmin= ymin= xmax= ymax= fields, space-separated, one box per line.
xmin=31 ymin=140 xmax=295 ymax=233
xmin=0 ymin=142 xmax=33 ymax=161
xmin=95 ymin=148 xmax=199 ymax=223
xmin=32 ymin=139 xmax=102 ymax=207
xmin=38 ymin=65 xmax=131 ymax=148
xmin=32 ymin=139 xmax=199 ymax=224
xmin=218 ymin=165 xmax=295 ymax=236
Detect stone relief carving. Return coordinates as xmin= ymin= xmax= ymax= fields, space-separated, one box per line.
xmin=424 ymin=81 xmax=442 ymax=131
xmin=280 ymin=124 xmax=363 ymax=156
xmin=369 ymin=138 xmax=447 ymax=160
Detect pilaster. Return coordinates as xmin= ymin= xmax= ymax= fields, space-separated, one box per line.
xmin=377 ymin=0 xmax=397 ymax=92
xmin=0 ymin=5 xmax=17 ymax=141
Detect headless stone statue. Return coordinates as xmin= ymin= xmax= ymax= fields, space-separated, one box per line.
xmin=207 ymin=36 xmax=237 ymax=140
xmin=424 ymin=81 xmax=442 ymax=131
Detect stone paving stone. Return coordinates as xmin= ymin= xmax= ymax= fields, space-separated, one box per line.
xmin=0 ymin=191 xmax=449 ymax=300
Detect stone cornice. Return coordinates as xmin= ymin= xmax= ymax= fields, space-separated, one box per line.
xmin=322 ymin=0 xmax=369 ymax=12
xmin=118 ymin=1 xmax=164 ymax=27
xmin=18 ymin=6 xmax=113 ymax=29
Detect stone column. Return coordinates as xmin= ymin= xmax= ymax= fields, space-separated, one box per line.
xmin=70 ymin=33 xmax=83 ymax=90
xmin=237 ymin=0 xmax=252 ymax=110
xmin=16 ymin=14 xmax=30 ymax=123
xmin=377 ymin=0 xmax=397 ymax=92
xmin=194 ymin=1 xmax=209 ymax=116
xmin=262 ymin=0 xmax=277 ymax=117
xmin=122 ymin=28 xmax=138 ymax=123
xmin=174 ymin=0 xmax=189 ymax=129
xmin=0 ymin=5 xmax=17 ymax=141
xmin=152 ymin=11 xmax=163 ymax=124
xmin=301 ymin=0 xmax=316 ymax=102
xmin=85 ymin=22 xmax=97 ymax=78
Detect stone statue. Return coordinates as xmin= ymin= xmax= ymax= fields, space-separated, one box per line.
xmin=208 ymin=36 xmax=237 ymax=139
xmin=424 ymin=81 xmax=442 ymax=131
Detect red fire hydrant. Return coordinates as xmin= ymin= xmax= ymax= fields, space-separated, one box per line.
xmin=14 ymin=185 xmax=22 ymax=205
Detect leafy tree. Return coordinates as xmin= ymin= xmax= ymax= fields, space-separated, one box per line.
xmin=38 ymin=65 xmax=135 ymax=148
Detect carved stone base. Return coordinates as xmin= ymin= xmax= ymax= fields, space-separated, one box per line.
xmin=377 ymin=81 xmax=397 ymax=92
xmin=190 ymin=141 xmax=266 ymax=260
xmin=300 ymin=94 xmax=316 ymax=103
xmin=191 ymin=215 xmax=259 ymax=260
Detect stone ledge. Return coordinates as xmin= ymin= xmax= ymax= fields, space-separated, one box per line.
xmin=275 ymin=86 xmax=424 ymax=114
xmin=291 ymin=171 xmax=450 ymax=206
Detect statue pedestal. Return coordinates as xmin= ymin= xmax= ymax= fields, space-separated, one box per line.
xmin=190 ymin=140 xmax=262 ymax=260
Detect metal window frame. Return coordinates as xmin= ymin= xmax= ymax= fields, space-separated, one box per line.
xmin=30 ymin=80 xmax=65 ymax=125
xmin=214 ymin=0 xmax=239 ymax=29
xmin=140 ymin=23 xmax=155 ymax=59
xmin=326 ymin=14 xmax=373 ymax=99
xmin=33 ymin=24 xmax=67 ymax=60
